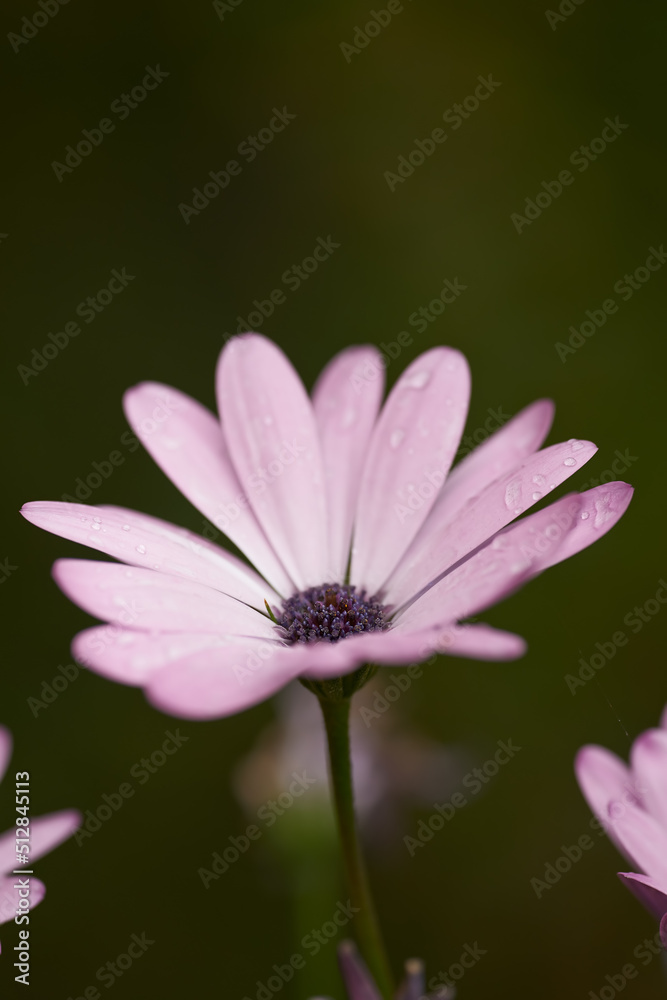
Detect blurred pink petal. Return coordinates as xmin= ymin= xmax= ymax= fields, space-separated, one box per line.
xmin=0 ymin=727 xmax=11 ymax=786
xmin=576 ymin=707 xmax=667 ymax=930
xmin=216 ymin=333 xmax=328 ymax=588
xmin=0 ymin=876 xmax=46 ymax=934
xmin=312 ymin=346 xmax=385 ymax=581
xmin=123 ymin=381 xmax=292 ymax=594
xmin=23 ymin=335 xmax=632 ymax=720
xmin=351 ymin=347 xmax=470 ymax=595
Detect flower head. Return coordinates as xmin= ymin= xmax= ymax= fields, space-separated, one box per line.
xmin=309 ymin=940 xmax=453 ymax=1000
xmin=22 ymin=334 xmax=633 ymax=720
xmin=576 ymin=705 xmax=667 ymax=946
xmin=0 ymin=726 xmax=80 ymax=952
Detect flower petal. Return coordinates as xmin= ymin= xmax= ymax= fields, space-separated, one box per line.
xmin=534 ymin=482 xmax=634 ymax=572
xmin=609 ymin=801 xmax=667 ymax=884
xmin=123 ymin=381 xmax=292 ymax=595
xmin=0 ymin=727 xmax=11 ymax=786
xmin=52 ymin=560 xmax=276 ymax=638
xmin=435 ymin=399 xmax=555 ymax=522
xmin=145 ymin=642 xmax=306 ymax=720
xmin=21 ymin=501 xmax=279 ymax=610
xmin=617 ymin=872 xmax=667 ymax=922
xmin=312 ymin=346 xmax=385 ymax=581
xmin=0 ymin=876 xmax=45 ymax=929
xmin=575 ymin=744 xmax=638 ymax=827
xmin=217 ymin=334 xmax=329 ymax=588
xmin=0 ymin=809 xmax=81 ymax=876
xmin=396 ymin=958 xmax=426 ymax=1000
xmin=337 ymin=941 xmax=383 ymax=1000
xmin=71 ymin=626 xmax=279 ymax=686
xmin=392 ymin=493 xmax=581 ymax=632
xmin=384 ymin=438 xmax=596 ymax=608
xmin=630 ymin=729 xmax=667 ymax=829
xmin=351 ymin=347 xmax=471 ymax=596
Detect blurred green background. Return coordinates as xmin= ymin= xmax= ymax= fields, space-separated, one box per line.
xmin=2 ymin=0 xmax=666 ymax=996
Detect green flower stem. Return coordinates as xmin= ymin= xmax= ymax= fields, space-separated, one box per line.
xmin=318 ymin=694 xmax=394 ymax=999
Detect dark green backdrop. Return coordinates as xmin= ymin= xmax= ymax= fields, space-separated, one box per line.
xmin=2 ymin=0 xmax=666 ymax=997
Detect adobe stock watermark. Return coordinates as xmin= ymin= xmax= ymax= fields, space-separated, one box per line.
xmin=8 ymin=0 xmax=71 ymax=54
xmin=349 ymin=277 xmax=468 ymax=393
xmin=588 ymin=930 xmax=665 ymax=1000
xmin=51 ymin=67 xmax=170 ymax=182
xmin=212 ymin=0 xmax=245 ymax=20
xmin=404 ymin=739 xmax=522 ymax=855
xmin=198 ymin=771 xmax=317 ymax=888
xmin=384 ymin=75 xmax=501 ymax=191
xmin=179 ymin=106 xmax=296 ymax=224
xmin=339 ymin=1 xmax=413 ymax=62
xmin=577 ymin=448 xmax=637 ymax=492
xmin=74 ymin=730 xmax=189 ymax=845
xmin=545 ymin=0 xmax=587 ymax=30
xmin=0 ymin=558 xmax=18 ymax=585
xmin=242 ymin=900 xmax=359 ymax=1000
xmin=555 ymin=245 xmax=666 ymax=361
xmin=221 ymin=235 xmax=341 ymax=338
xmin=65 ymin=932 xmax=155 ymax=999
xmin=511 ymin=117 xmax=629 ymax=233
xmin=426 ymin=942 xmax=487 ymax=995
xmin=17 ymin=267 xmax=136 ymax=385
xmin=565 ymin=578 xmax=667 ymax=694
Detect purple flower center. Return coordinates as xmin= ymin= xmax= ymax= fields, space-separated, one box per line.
xmin=278 ymin=583 xmax=389 ymax=644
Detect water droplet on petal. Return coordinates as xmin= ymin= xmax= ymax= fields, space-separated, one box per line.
xmin=580 ymin=511 xmax=590 ymax=520
xmin=569 ymin=439 xmax=585 ymax=452
xmin=390 ymin=429 xmax=405 ymax=449
xmin=514 ymin=507 xmax=524 ymax=515
xmin=532 ymin=474 xmax=546 ymax=487
xmin=563 ymin=457 xmax=576 ymax=467
xmin=548 ymin=483 xmax=556 ymax=491
xmin=136 ymin=544 xmax=146 ymax=555
xmin=532 ymin=491 xmax=542 ymax=500
xmin=504 ymin=479 xmax=522 ymax=510
xmin=403 ymin=370 xmax=430 ymax=389
xmin=122 ymin=524 xmax=131 ymax=532
xmin=91 ymin=522 xmax=101 ymax=531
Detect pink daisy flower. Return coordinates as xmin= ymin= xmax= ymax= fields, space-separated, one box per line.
xmin=576 ymin=705 xmax=667 ymax=946
xmin=22 ymin=334 xmax=632 ymax=720
xmin=0 ymin=726 xmax=80 ymax=953
xmin=310 ymin=940 xmax=453 ymax=1000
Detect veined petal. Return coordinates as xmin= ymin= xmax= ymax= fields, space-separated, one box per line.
xmin=392 ymin=494 xmax=581 ymax=633
xmin=0 ymin=809 xmax=80 ymax=876
xmin=435 ymin=399 xmax=555 ymax=521
xmin=217 ymin=334 xmax=329 ymax=588
xmin=146 ymin=642 xmax=306 ymax=720
xmin=21 ymin=502 xmax=279 ymax=610
xmin=71 ymin=627 xmax=278 ymax=686
xmin=123 ymin=381 xmax=292 ymax=595
xmin=384 ymin=438 xmax=596 ymax=608
xmin=630 ymin=729 xmax=667 ymax=829
xmin=0 ymin=876 xmax=45 ymax=929
xmin=337 ymin=941 xmax=383 ymax=1000
xmin=351 ymin=347 xmax=470 ymax=595
xmin=534 ymin=482 xmax=633 ymax=572
xmin=312 ymin=346 xmax=385 ymax=581
xmin=0 ymin=727 xmax=11 ymax=786
xmin=52 ymin=560 xmax=276 ymax=639
xmin=618 ymin=872 xmax=667 ymax=922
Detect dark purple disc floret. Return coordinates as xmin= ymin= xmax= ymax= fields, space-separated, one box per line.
xmin=278 ymin=583 xmax=389 ymax=644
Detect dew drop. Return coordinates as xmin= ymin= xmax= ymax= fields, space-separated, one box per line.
xmin=569 ymin=439 xmax=585 ymax=452
xmin=91 ymin=522 xmax=101 ymax=531
xmin=504 ymin=479 xmax=522 ymax=510
xmin=580 ymin=511 xmax=590 ymax=520
xmin=532 ymin=491 xmax=542 ymax=500
xmin=548 ymin=483 xmax=556 ymax=491
xmin=532 ymin=474 xmax=546 ymax=487
xmin=403 ymin=370 xmax=430 ymax=389
xmin=390 ymin=429 xmax=405 ymax=449
xmin=514 ymin=507 xmax=524 ymax=515
xmin=136 ymin=544 xmax=146 ymax=555
xmin=122 ymin=524 xmax=131 ymax=532
xmin=563 ymin=457 xmax=576 ymax=467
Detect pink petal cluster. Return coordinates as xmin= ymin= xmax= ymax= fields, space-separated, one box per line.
xmin=576 ymin=706 xmax=667 ymax=945
xmin=310 ymin=940 xmax=453 ymax=1000
xmin=22 ymin=334 xmax=633 ymax=720
xmin=0 ymin=726 xmax=80 ymax=953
